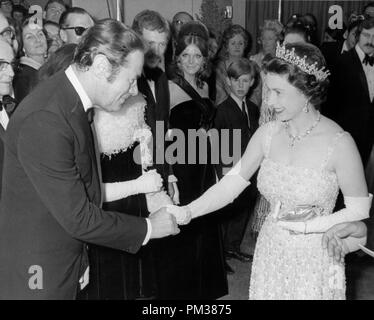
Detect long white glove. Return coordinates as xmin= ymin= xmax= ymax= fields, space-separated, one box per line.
xmin=103 ymin=169 xmax=163 ymax=202
xmin=184 ymin=161 xmax=250 ymax=218
xmin=278 ymin=194 xmax=373 ymax=234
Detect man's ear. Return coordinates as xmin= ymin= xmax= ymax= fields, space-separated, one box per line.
xmin=59 ymin=29 xmax=67 ymax=43
xmin=91 ymin=54 xmax=111 ymax=80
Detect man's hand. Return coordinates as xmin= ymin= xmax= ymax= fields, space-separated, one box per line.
xmin=322 ymin=221 xmax=367 ymax=263
xmin=149 ymin=207 xmax=180 ymax=239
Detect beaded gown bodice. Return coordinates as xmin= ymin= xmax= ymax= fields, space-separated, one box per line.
xmin=249 ymin=121 xmax=347 ymax=300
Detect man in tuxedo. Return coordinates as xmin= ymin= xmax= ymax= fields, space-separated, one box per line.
xmin=132 ymin=10 xmax=178 ymax=202
xmin=0 ymin=19 xmax=179 ymax=300
xmin=0 ymin=39 xmax=16 ymax=199
xmin=214 ymin=59 xmax=259 ymax=271
xmin=326 ymin=17 xmax=374 ymax=167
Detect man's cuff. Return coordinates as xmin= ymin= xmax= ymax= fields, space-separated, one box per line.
xmin=142 ymin=218 xmax=152 ymax=245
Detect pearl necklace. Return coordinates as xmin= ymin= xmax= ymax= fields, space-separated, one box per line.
xmin=284 ymin=111 xmax=321 ymax=147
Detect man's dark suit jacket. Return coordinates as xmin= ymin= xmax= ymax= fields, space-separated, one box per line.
xmin=214 ymin=96 xmax=259 ymax=205
xmin=137 ymin=71 xmax=171 ymax=185
xmin=13 ymin=63 xmax=38 ymax=104
xmin=325 ymin=48 xmax=374 ymax=166
xmin=0 ymin=100 xmax=16 ymax=199
xmin=214 ymin=96 xmax=259 ymax=177
xmin=0 ymin=71 xmax=147 ymax=299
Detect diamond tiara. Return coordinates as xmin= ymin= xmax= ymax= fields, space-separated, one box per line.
xmin=275 ymin=42 xmax=330 ymax=81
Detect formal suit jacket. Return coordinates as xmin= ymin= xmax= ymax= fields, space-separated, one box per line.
xmin=0 ymin=104 xmax=16 ymax=199
xmin=0 ymin=71 xmax=147 ymax=299
xmin=214 ymin=96 xmax=259 ymax=206
xmin=137 ymin=72 xmax=171 ymax=184
xmin=13 ymin=63 xmax=38 ymax=104
xmin=325 ymin=48 xmax=374 ymax=166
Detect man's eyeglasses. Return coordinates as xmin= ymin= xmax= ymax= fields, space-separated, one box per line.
xmin=0 ymin=27 xmax=15 ymax=41
xmin=0 ymin=60 xmax=16 ymax=72
xmin=61 ymin=26 xmax=88 ymax=36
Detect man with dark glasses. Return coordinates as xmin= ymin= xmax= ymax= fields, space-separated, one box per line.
xmin=59 ymin=7 xmax=94 ymax=44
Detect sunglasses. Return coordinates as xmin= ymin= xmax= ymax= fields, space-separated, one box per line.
xmin=61 ymin=26 xmax=87 ymax=36
xmin=0 ymin=60 xmax=16 ymax=72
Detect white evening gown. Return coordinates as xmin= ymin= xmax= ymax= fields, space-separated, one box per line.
xmin=249 ymin=122 xmax=347 ymax=300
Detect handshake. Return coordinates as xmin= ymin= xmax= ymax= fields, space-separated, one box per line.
xmin=148 ymin=204 xmax=193 ymax=240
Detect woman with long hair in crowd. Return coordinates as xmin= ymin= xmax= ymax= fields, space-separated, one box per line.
xmin=161 ymin=21 xmax=227 ymax=299
xmin=13 ymin=18 xmax=47 ymax=102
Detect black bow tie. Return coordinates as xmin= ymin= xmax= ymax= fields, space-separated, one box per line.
xmin=363 ymin=54 xmax=374 ymax=66
xmin=86 ymin=108 xmax=95 ymax=124
xmin=143 ymin=66 xmax=163 ymax=82
xmin=0 ymin=95 xmax=17 ymax=115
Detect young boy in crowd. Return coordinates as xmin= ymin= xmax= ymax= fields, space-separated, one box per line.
xmin=214 ymin=58 xmax=259 ymax=274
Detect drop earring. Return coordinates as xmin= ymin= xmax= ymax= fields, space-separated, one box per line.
xmin=303 ymin=100 xmax=310 ymax=113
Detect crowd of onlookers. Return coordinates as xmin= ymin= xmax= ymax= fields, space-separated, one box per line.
xmin=0 ymin=0 xmax=374 ymax=287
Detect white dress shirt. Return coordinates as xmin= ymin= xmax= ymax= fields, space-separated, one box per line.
xmin=0 ymin=106 xmax=9 ymax=130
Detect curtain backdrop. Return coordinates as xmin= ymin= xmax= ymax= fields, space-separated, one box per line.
xmin=246 ymin=0 xmax=367 ymax=55
xmin=106 ymin=0 xmax=124 ymax=22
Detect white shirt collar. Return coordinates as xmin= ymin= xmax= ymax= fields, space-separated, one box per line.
xmin=341 ymin=41 xmax=349 ymax=54
xmin=230 ymin=93 xmax=245 ymax=110
xmin=20 ymin=56 xmax=42 ymax=70
xmin=355 ymin=44 xmax=368 ymax=63
xmin=65 ymin=65 xmax=93 ymax=112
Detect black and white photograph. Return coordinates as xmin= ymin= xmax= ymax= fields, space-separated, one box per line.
xmin=0 ymin=0 xmax=373 ymax=305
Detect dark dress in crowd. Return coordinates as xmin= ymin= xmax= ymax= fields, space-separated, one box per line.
xmin=13 ymin=62 xmax=39 ymax=103
xmin=82 ymin=143 xmax=158 ymax=300
xmin=154 ymin=76 xmax=228 ymax=299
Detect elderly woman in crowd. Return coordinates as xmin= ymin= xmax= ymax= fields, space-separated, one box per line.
xmin=13 ymin=18 xmax=47 ymax=102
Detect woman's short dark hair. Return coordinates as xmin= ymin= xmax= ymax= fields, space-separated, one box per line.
xmin=73 ymin=19 xmax=145 ymax=82
xmin=284 ymin=19 xmax=310 ymax=43
xmin=38 ymin=43 xmax=76 ymax=82
xmin=222 ymin=24 xmax=248 ymax=50
xmin=263 ymin=42 xmax=329 ymax=108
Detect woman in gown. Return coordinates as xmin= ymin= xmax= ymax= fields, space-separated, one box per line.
xmin=157 ymin=21 xmax=227 ymax=299
xmin=168 ymin=42 xmax=372 ymax=300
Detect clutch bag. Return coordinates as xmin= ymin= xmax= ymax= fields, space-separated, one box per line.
xmin=277 ymin=204 xmax=324 ymax=222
